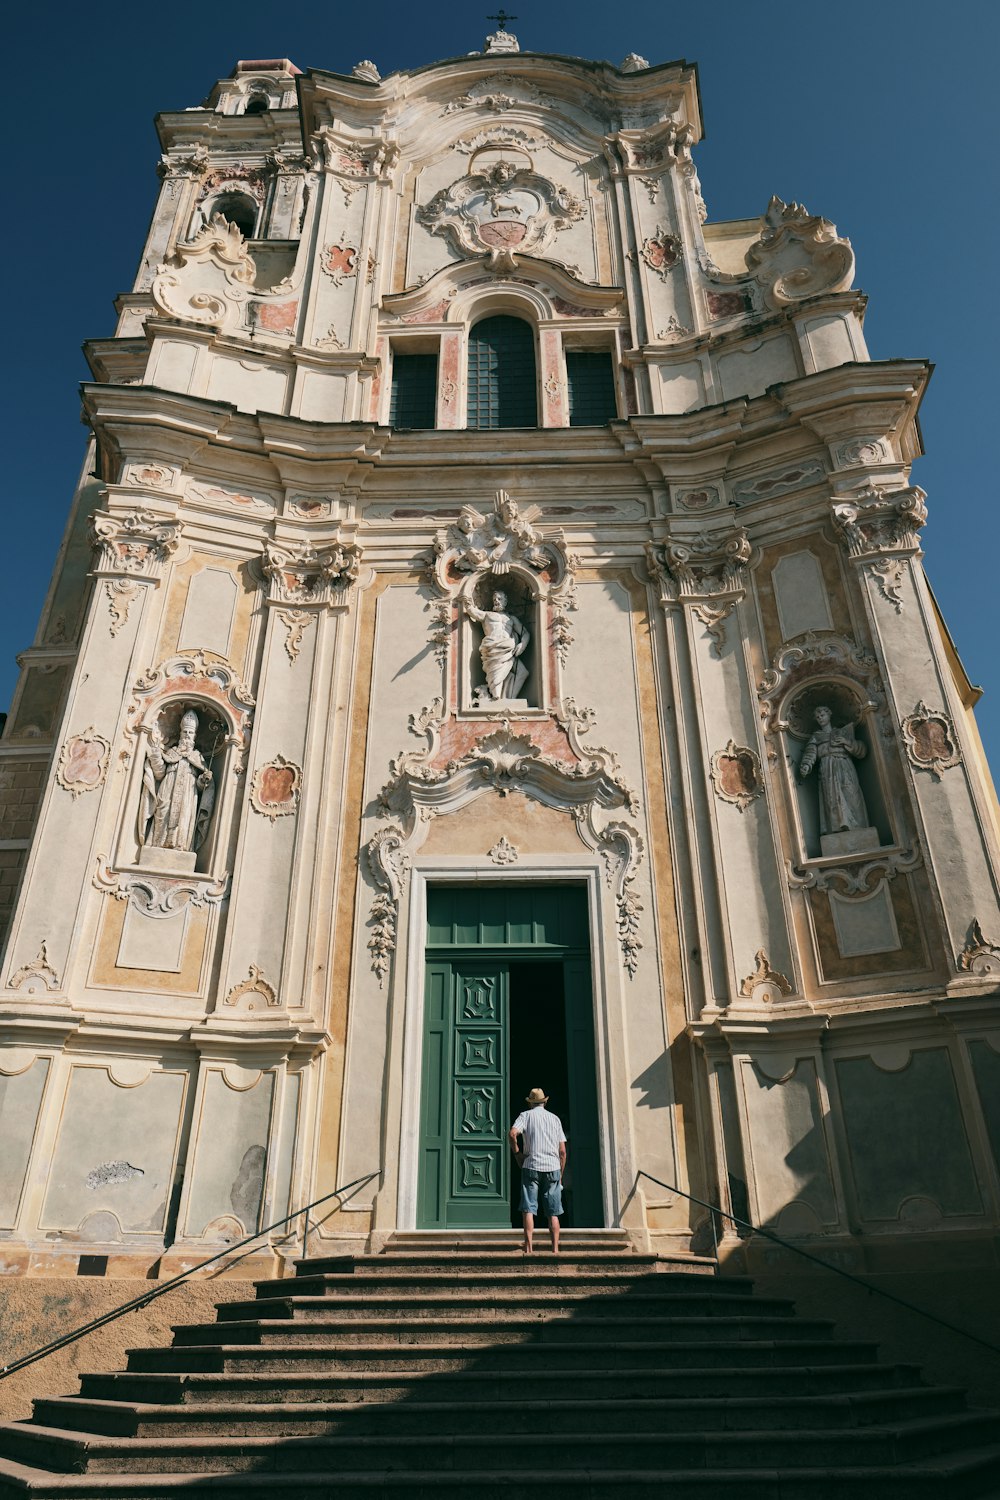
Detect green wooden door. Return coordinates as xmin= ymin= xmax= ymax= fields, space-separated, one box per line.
xmin=417 ymin=961 xmax=511 ymax=1228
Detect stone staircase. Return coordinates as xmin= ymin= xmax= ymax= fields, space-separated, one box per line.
xmin=1 ymin=1229 xmax=999 ymax=1497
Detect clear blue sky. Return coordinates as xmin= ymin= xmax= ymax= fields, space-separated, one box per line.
xmin=6 ymin=0 xmax=998 ymax=771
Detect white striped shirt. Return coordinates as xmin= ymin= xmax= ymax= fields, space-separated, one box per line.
xmin=512 ymin=1106 xmax=566 ymax=1172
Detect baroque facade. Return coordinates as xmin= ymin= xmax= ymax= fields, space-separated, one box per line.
xmin=2 ymin=27 xmax=1000 ymax=1282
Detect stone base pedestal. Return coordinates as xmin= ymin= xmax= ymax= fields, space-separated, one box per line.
xmin=472 ymin=696 xmax=532 ymax=712
xmin=820 ymin=827 xmax=881 ymax=857
xmin=137 ymin=845 xmax=198 ymax=874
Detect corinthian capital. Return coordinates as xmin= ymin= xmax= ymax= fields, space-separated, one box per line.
xmin=262 ymin=539 xmax=362 ymax=607
xmin=832 ymin=484 xmax=927 ymax=561
xmin=90 ymin=510 xmax=181 ymax=580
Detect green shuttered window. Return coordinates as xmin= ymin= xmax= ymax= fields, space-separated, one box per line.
xmin=389 ymin=353 xmax=438 ymax=429
xmin=467 ymin=316 xmax=537 ymax=429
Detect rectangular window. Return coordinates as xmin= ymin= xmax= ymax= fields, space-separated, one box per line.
xmin=389 ymin=353 xmax=438 ymax=429
xmin=566 ymin=352 xmax=618 ymax=426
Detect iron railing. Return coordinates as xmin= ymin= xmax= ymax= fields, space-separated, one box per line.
xmin=637 ymin=1169 xmax=1000 ymax=1357
xmin=0 ymin=1167 xmax=382 ymax=1381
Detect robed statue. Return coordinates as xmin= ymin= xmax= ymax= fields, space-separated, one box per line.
xmin=798 ymin=705 xmax=870 ymax=834
xmin=466 ymin=589 xmax=530 ymax=702
xmin=137 ymin=708 xmax=216 ymax=853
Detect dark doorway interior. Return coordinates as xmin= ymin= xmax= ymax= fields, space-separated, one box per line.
xmin=508 ymin=959 xmax=570 ymax=1227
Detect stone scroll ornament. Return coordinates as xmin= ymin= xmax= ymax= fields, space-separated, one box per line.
xmin=416 ymin=161 xmax=585 ymax=273
xmin=90 ymin=509 xmax=182 ymax=638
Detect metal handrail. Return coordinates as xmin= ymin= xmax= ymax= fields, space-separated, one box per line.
xmin=637 ymin=1169 xmax=1000 ymax=1357
xmin=0 ymin=1167 xmax=382 ymax=1381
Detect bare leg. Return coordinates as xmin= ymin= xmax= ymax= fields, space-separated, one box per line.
xmin=549 ymin=1215 xmax=560 ymax=1254
xmin=522 ymin=1211 xmax=534 ymax=1253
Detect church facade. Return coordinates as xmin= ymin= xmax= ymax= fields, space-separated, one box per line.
xmin=2 ymin=27 xmax=1000 ymax=1282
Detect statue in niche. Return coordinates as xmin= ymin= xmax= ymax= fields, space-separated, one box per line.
xmin=798 ymin=705 xmax=870 ymax=834
xmin=137 ymin=707 xmax=216 ymax=853
xmin=465 ymin=589 xmax=530 ymax=703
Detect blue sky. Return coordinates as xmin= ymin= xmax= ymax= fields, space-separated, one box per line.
xmin=6 ymin=0 xmax=999 ymax=770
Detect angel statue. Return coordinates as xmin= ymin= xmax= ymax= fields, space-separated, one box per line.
xmin=798 ymin=704 xmax=870 ymax=834
xmin=465 ymin=589 xmax=530 ymax=702
xmin=137 ymin=708 xmax=216 ymax=853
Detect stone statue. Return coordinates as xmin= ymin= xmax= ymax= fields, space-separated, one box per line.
xmin=466 ymin=589 xmax=530 ymax=702
xmin=138 ymin=708 xmax=216 ymax=853
xmin=798 ymin=705 xmax=869 ymax=834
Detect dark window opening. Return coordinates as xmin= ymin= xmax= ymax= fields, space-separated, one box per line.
xmin=212 ymin=191 xmax=258 ymax=240
xmin=244 ymin=94 xmax=269 ymax=115
xmin=566 ymin=351 xmax=618 ymax=426
xmin=389 ymin=353 xmax=438 ymax=429
xmin=467 ymin=315 xmax=537 ymax=429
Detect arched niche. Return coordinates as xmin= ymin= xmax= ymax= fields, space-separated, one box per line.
xmin=133 ymin=697 xmax=230 ymax=875
xmin=783 ymin=678 xmax=893 ymax=860
xmin=112 ymin=652 xmax=254 ymax=883
xmin=464 ymin=569 xmax=540 ymax=709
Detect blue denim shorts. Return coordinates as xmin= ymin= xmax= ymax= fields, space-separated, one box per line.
xmin=519 ymin=1168 xmax=563 ymax=1218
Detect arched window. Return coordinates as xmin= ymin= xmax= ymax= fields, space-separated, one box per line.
xmin=211 ymin=191 xmax=258 ymax=240
xmin=243 ymin=93 xmax=269 ymax=115
xmin=467 ymin=315 xmax=537 ymax=429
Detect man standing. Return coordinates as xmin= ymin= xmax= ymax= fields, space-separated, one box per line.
xmin=509 ymin=1088 xmax=567 ymax=1254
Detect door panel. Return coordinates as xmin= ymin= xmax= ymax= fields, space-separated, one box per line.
xmin=418 ymin=962 xmax=510 ymax=1228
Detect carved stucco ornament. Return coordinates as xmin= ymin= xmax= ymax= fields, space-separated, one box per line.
xmin=639 ymin=226 xmax=683 ymax=280
xmin=367 ymin=698 xmax=643 ymax=984
xmin=56 ymin=727 xmax=111 ymax=799
xmin=738 ymin=950 xmax=793 ymax=1004
xmin=223 ymin=964 xmax=279 ymax=1010
xmin=93 ymin=856 xmax=228 ymax=916
xmin=488 ymin=836 xmax=519 ymax=865
xmin=646 ymin=529 xmax=751 ymax=657
xmin=6 ymin=941 xmax=60 ymax=995
xmin=901 ymin=701 xmax=962 ymax=780
xmin=745 ymin=195 xmax=855 ymax=309
xmin=152 ymin=217 xmax=258 ymax=330
xmin=90 ymin=509 xmax=181 ymax=638
xmin=757 ymin=632 xmax=885 ymax=736
xmin=277 ymin=609 xmax=315 ymax=663
xmin=709 ymin=740 xmax=764 ymax=813
xmin=250 ymin=755 xmax=301 ymax=820
xmin=957 ymin=919 xmax=1000 ymax=977
xmin=416 ymin=162 xmax=585 ymax=273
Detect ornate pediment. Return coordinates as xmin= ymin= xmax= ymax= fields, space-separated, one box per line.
xmin=745 ymin=196 xmax=855 ymax=309
xmin=416 ymin=161 xmax=585 ymax=273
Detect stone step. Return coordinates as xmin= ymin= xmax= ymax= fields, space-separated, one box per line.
xmin=383 ymin=1231 xmax=635 ymax=1250
xmin=125 ymin=1337 xmax=879 ymax=1375
xmin=31 ymin=1386 xmax=970 ymax=1440
xmin=81 ymin=1359 xmax=920 ymax=1408
xmin=3 ymin=1451 xmax=1000 ymax=1500
xmin=170 ymin=1313 xmax=835 ymax=1348
xmin=220 ymin=1290 xmax=795 ymax=1323
xmin=2 ymin=1413 xmax=996 ymax=1476
xmin=259 ymin=1269 xmax=754 ymax=1297
xmin=294 ymin=1252 xmax=685 ymax=1276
